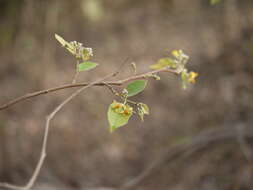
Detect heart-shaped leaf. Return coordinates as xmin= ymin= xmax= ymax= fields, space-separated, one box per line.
xmin=107 ymin=101 xmax=133 ymax=132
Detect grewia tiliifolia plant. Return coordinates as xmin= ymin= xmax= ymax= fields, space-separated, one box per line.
xmin=0 ymin=34 xmax=198 ymax=190
xmin=55 ymin=34 xmax=198 ymax=131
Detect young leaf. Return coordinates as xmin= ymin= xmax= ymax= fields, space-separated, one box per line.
xmin=139 ymin=103 xmax=149 ymax=115
xmin=171 ymin=50 xmax=180 ymax=58
xmin=55 ymin=34 xmax=75 ymax=55
xmin=150 ymin=58 xmax=176 ymax=70
xmin=107 ymin=101 xmax=133 ymax=132
xmin=55 ymin=34 xmax=67 ymax=46
xmin=82 ymin=48 xmax=93 ymax=61
xmin=138 ymin=103 xmax=149 ymax=121
xmin=78 ymin=61 xmax=98 ymax=71
xmin=126 ymin=80 xmax=147 ymax=97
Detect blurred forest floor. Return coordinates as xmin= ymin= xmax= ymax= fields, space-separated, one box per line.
xmin=0 ymin=0 xmax=253 ymax=190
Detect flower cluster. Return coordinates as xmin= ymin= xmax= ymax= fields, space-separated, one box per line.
xmin=69 ymin=41 xmax=93 ymax=61
xmin=111 ymin=101 xmax=133 ymax=116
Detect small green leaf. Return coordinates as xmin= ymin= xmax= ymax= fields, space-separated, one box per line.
xmin=150 ymin=58 xmax=176 ymax=70
xmin=126 ymin=80 xmax=147 ymax=97
xmin=107 ymin=101 xmax=133 ymax=132
xmin=78 ymin=61 xmax=98 ymax=71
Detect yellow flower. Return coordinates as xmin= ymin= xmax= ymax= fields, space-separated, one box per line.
xmin=112 ymin=103 xmax=122 ymax=109
xmin=171 ymin=50 xmax=180 ymax=58
xmin=123 ymin=106 xmax=133 ymax=116
xmin=188 ymin=72 xmax=198 ymax=83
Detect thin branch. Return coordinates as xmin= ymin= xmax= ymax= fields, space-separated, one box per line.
xmin=102 ymin=82 xmax=121 ymax=96
xmin=0 ymin=67 xmax=179 ymax=111
xmin=0 ymin=70 xmax=119 ymax=190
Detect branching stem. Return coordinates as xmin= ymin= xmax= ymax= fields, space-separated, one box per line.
xmin=0 ymin=67 xmax=179 ymax=111
xmin=0 ymin=69 xmax=121 ymax=190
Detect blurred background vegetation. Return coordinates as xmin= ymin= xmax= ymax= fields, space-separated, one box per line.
xmin=0 ymin=0 xmax=253 ymax=189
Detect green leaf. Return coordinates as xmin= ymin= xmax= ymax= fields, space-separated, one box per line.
xmin=78 ymin=61 xmax=98 ymax=71
xmin=107 ymin=101 xmax=133 ymax=132
xmin=150 ymin=58 xmax=176 ymax=70
xmin=126 ymin=80 xmax=147 ymax=97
